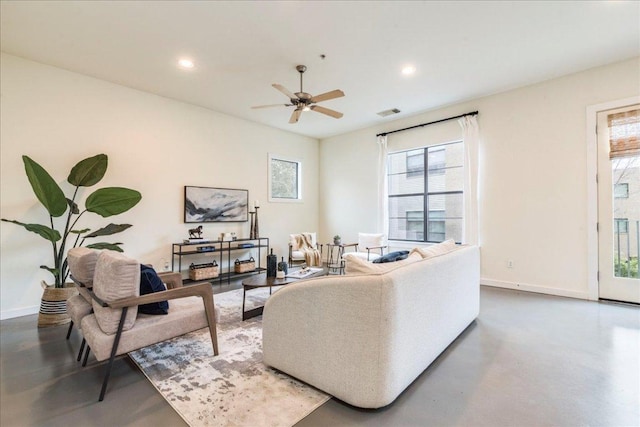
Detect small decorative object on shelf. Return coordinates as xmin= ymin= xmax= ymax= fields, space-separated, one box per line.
xmin=253 ymin=201 xmax=260 ymax=238
xmin=189 ymin=261 xmax=219 ymax=280
xmin=277 ymin=257 xmax=288 ymax=275
xmin=333 ymin=235 xmax=341 ymax=245
xmin=249 ymin=212 xmax=256 ymax=239
xmin=237 ymin=243 xmax=255 ymax=248
xmin=266 ymin=249 xmax=277 ymax=278
xmin=220 ymin=232 xmax=235 ymax=241
xmin=188 ymin=225 xmax=204 ymax=239
xmin=196 ymin=246 xmax=216 ymax=253
xmin=235 ymin=257 xmax=256 ymax=273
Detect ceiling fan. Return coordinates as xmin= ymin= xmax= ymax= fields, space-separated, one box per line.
xmin=252 ymin=65 xmax=345 ymax=124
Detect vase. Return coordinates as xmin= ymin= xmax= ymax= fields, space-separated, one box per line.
xmin=266 ymin=249 xmax=277 ymax=278
xmin=37 ymin=281 xmax=78 ymax=328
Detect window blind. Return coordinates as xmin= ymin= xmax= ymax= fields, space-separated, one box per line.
xmin=608 ymin=109 xmax=640 ymax=159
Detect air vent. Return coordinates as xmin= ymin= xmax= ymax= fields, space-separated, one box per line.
xmin=377 ymin=108 xmax=401 ymax=117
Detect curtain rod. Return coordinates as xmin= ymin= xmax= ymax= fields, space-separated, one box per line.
xmin=376 ymin=110 xmax=478 ymax=137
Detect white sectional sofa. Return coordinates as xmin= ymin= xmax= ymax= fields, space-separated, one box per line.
xmin=262 ymin=244 xmax=480 ymax=408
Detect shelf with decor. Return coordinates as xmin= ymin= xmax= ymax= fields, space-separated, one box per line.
xmin=171 ymin=237 xmax=269 ymax=285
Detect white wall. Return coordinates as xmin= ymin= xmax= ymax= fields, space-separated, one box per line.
xmin=0 ymin=53 xmax=320 ymax=319
xmin=320 ymin=57 xmax=640 ymax=300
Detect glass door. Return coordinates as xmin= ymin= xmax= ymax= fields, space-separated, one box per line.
xmin=597 ymin=105 xmax=640 ymax=303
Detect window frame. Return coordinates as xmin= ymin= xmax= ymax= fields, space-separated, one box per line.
xmin=268 ymin=153 xmax=303 ymax=203
xmin=388 ymin=140 xmax=464 ymax=244
xmin=614 ymin=183 xmax=629 ymax=198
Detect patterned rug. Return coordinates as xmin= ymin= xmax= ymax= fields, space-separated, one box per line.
xmin=129 ymin=287 xmax=330 ymax=427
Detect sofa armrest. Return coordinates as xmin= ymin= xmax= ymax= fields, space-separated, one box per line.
xmin=263 ymin=274 xmax=389 ymax=406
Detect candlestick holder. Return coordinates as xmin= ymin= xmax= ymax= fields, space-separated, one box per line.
xmin=249 ymin=211 xmax=256 ymax=239
xmin=254 ymin=206 xmax=260 ymax=238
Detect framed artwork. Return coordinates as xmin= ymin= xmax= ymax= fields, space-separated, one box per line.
xmin=184 ymin=186 xmax=248 ymax=223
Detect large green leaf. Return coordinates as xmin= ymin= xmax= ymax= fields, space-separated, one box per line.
xmin=84 ymin=223 xmax=132 ymax=238
xmin=22 ymin=156 xmax=67 ymax=217
xmin=86 ymin=242 xmax=124 ymax=252
xmin=68 ymin=154 xmax=108 ymax=187
xmin=1 ymin=219 xmax=61 ymax=242
xmin=85 ymin=187 xmax=141 ymax=217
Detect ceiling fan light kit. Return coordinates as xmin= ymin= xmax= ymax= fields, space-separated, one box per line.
xmin=252 ymin=65 xmax=344 ymax=124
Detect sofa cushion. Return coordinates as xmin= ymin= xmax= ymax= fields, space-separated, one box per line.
xmin=344 ymin=251 xmax=421 ymax=275
xmin=67 ymin=247 xmax=100 ymax=287
xmin=412 ymin=239 xmax=458 ymax=259
xmin=92 ymin=251 xmax=140 ymax=335
xmin=372 ymin=250 xmax=410 ymax=263
xmin=139 ymin=265 xmax=169 ymax=315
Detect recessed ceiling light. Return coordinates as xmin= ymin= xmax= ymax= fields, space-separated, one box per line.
xmin=178 ymin=58 xmax=195 ymax=69
xmin=401 ymin=65 xmax=416 ymax=76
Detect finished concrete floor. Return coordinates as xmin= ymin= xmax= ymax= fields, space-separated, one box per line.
xmin=1 ymin=285 xmax=639 ymax=426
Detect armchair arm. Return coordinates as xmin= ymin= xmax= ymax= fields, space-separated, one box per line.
xmin=158 ymin=271 xmax=183 ymax=289
xmin=108 ymin=282 xmax=213 ymax=308
xmin=366 ymin=245 xmax=388 ymax=261
xmin=85 ymin=282 xmax=218 ymax=356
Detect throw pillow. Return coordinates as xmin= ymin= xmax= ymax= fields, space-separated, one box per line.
xmin=412 ymin=239 xmax=459 ymax=259
xmin=139 ymin=264 xmax=169 ymax=315
xmin=372 ymin=250 xmax=410 ymax=264
xmin=344 ymin=251 xmax=421 ymax=275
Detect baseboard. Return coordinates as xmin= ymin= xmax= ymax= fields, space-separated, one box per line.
xmin=0 ymin=305 xmax=39 ymax=320
xmin=481 ymin=278 xmax=591 ymax=300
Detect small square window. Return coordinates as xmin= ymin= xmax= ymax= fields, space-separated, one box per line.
xmin=269 ymin=154 xmax=302 ymax=202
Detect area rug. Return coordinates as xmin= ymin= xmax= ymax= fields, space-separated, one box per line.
xmin=129 ymin=287 xmax=330 ymax=427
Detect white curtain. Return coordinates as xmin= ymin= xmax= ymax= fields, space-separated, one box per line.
xmin=377 ymin=135 xmax=389 ymax=235
xmin=459 ymin=115 xmax=479 ymax=245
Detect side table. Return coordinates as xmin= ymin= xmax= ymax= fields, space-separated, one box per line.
xmin=326 ymin=243 xmax=356 ymax=275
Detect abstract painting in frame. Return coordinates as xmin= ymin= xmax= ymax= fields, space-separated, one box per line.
xmin=184 ymin=186 xmax=248 ymax=223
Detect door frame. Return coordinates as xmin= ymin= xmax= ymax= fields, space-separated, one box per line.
xmin=586 ymin=96 xmax=640 ymax=301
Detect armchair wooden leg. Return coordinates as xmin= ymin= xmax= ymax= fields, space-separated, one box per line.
xmin=98 ymin=307 xmax=128 ymax=402
xmin=66 ymin=321 xmax=74 ymax=340
xmin=82 ymin=345 xmax=91 ymax=367
xmin=202 ymin=295 xmax=219 ymax=356
xmin=77 ymin=338 xmax=86 ymax=362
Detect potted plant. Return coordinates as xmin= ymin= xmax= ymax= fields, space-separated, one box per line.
xmin=2 ymin=154 xmax=142 ymax=327
xmin=333 ymin=235 xmax=341 ymax=245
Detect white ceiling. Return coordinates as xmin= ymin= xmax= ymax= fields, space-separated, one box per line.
xmin=1 ymin=1 xmax=639 ymax=139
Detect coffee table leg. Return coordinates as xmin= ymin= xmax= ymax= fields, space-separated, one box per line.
xmin=242 ymin=287 xmax=247 ymax=319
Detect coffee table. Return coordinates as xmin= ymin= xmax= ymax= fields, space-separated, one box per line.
xmin=242 ymin=267 xmax=326 ymax=320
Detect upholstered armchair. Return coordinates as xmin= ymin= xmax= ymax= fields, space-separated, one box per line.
xmin=70 ymin=249 xmax=219 ymax=401
xmin=66 ymin=248 xmax=182 ymax=362
xmin=288 ymin=232 xmax=323 ymax=266
xmin=341 ymin=232 xmax=387 ymax=262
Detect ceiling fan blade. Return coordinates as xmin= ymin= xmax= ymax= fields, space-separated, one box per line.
xmin=273 ymin=83 xmax=297 ymax=100
xmin=251 ymin=104 xmax=290 ymax=109
xmin=310 ymin=105 xmax=343 ymax=119
xmin=289 ymin=108 xmax=303 ymax=124
xmin=310 ymin=89 xmax=345 ymax=103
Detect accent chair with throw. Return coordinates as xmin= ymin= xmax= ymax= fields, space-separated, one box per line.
xmin=288 ymin=232 xmax=323 ymax=266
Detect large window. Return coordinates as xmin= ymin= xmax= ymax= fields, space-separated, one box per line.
xmin=387 ymin=141 xmax=463 ymax=243
xmin=269 ymin=154 xmax=302 ymax=202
